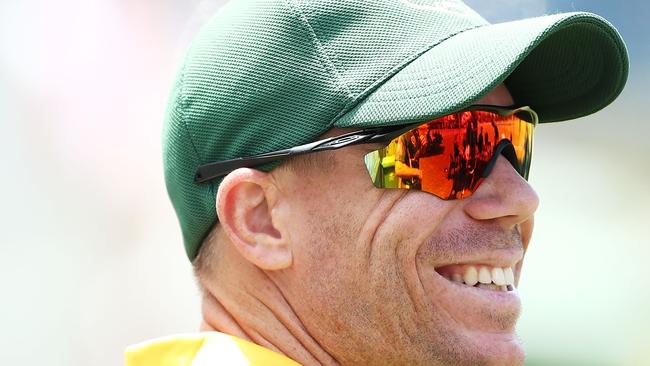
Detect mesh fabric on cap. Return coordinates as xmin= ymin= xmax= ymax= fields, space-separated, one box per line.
xmin=163 ymin=0 xmax=628 ymax=261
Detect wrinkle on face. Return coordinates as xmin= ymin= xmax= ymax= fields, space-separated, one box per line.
xmin=361 ymin=188 xmax=407 ymax=267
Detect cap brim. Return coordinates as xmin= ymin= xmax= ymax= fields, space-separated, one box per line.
xmin=334 ymin=12 xmax=629 ymax=127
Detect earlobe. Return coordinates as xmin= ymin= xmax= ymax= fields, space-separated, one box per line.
xmin=216 ymin=168 xmax=292 ymax=270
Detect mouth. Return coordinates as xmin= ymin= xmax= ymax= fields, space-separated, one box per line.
xmin=435 ymin=264 xmax=517 ymax=292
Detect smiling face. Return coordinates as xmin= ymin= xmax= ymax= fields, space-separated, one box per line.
xmin=268 ymin=85 xmax=538 ymax=365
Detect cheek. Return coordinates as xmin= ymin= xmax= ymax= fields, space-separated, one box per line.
xmin=374 ymin=190 xmax=459 ymax=262
xmin=276 ymin=154 xmax=407 ymax=343
xmin=370 ymin=192 xmax=459 ymax=309
xmin=283 ymin=152 xmax=382 ymax=234
xmin=278 ymin=150 xmax=384 ymax=287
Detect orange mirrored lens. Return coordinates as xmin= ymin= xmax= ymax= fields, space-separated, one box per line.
xmin=364 ymin=110 xmax=534 ymax=199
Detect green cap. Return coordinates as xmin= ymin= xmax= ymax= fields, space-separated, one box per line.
xmin=163 ymin=0 xmax=628 ymax=261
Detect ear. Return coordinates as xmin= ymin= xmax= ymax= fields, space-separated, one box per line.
xmin=216 ymin=168 xmax=292 ymax=270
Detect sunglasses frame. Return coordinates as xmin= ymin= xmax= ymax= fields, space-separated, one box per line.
xmin=194 ymin=105 xmax=538 ymax=184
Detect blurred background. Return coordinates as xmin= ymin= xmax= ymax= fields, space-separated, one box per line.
xmin=0 ymin=0 xmax=647 ymax=365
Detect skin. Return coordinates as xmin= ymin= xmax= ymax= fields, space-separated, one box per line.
xmin=199 ymin=84 xmax=539 ymax=365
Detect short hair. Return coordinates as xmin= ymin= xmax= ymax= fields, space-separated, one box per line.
xmin=192 ymin=222 xmax=220 ymax=281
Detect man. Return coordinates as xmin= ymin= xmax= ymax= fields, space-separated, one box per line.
xmin=126 ymin=0 xmax=628 ymax=365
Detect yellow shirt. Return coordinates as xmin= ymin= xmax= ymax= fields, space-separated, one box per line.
xmin=126 ymin=332 xmax=301 ymax=366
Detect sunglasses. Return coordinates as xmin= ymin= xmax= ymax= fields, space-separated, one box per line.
xmin=195 ymin=105 xmax=537 ymax=200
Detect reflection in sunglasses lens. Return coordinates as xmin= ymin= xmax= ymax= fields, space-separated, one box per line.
xmin=364 ymin=110 xmax=534 ymax=199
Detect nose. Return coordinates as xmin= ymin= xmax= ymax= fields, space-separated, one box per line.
xmin=463 ymin=155 xmax=539 ymax=229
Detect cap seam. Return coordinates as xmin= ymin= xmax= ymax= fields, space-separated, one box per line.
xmin=283 ymin=0 xmax=354 ymax=106
xmin=176 ymin=58 xmax=218 ymax=221
xmin=331 ymin=22 xmax=486 ymax=123
xmin=300 ymin=1 xmax=354 ymax=99
xmin=174 ymin=51 xmax=204 ymax=169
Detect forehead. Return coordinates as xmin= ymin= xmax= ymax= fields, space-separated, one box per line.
xmin=475 ymin=84 xmax=514 ymax=106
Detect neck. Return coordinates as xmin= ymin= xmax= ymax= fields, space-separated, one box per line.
xmin=199 ymin=243 xmax=338 ymax=366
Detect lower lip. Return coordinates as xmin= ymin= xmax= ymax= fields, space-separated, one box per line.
xmin=425 ymin=270 xmax=522 ymax=314
xmin=446 ymin=280 xmax=520 ymax=302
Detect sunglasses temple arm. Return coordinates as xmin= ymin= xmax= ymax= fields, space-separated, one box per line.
xmin=194 ymin=128 xmax=399 ymax=183
xmin=194 ymin=149 xmax=293 ymax=183
xmin=193 ymin=135 xmax=350 ymax=183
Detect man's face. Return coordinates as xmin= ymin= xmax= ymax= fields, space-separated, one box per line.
xmin=270 ymin=85 xmax=538 ymax=365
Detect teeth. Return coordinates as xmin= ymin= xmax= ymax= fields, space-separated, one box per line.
xmin=491 ymin=267 xmax=506 ymax=286
xmin=504 ymin=267 xmax=515 ymax=286
xmin=477 ymin=283 xmax=508 ymax=292
xmin=478 ymin=266 xmax=492 ymax=284
xmin=440 ymin=265 xmax=516 ymax=291
xmin=463 ymin=266 xmax=478 ymax=286
xmin=476 ymin=283 xmax=496 ymax=290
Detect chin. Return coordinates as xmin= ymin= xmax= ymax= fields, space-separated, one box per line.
xmin=463 ymin=331 xmax=525 ymax=366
